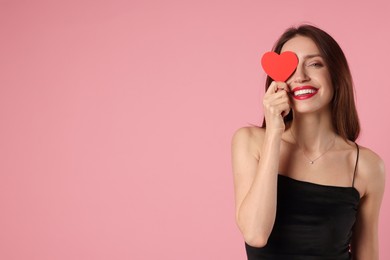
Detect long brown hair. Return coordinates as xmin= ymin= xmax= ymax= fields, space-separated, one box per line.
xmin=261 ymin=24 xmax=360 ymax=141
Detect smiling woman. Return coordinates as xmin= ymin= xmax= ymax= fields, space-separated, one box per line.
xmin=231 ymin=25 xmax=385 ymax=260
xmin=282 ymin=36 xmax=334 ymax=115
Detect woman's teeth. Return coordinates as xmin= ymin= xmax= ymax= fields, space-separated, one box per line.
xmin=294 ymin=89 xmax=317 ymax=96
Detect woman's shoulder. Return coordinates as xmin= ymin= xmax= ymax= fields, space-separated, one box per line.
xmin=231 ymin=126 xmax=265 ymax=159
xmin=355 ymin=144 xmax=386 ymax=196
xmin=231 ymin=125 xmax=266 ymax=144
xmin=357 ymin=144 xmax=385 ymax=174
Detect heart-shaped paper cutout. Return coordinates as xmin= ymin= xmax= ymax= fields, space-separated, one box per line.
xmin=261 ymin=51 xmax=298 ymax=82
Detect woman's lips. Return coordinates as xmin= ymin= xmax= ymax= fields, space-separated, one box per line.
xmin=292 ymin=86 xmax=318 ymax=100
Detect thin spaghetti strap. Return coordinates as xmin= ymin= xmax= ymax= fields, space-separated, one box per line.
xmin=352 ymin=142 xmax=359 ymax=188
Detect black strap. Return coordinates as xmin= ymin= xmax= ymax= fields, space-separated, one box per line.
xmin=352 ymin=142 xmax=359 ymax=188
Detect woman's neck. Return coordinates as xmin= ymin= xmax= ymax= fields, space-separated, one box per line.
xmin=287 ymin=110 xmax=336 ymax=153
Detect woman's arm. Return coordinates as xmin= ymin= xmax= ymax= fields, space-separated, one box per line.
xmin=351 ymin=148 xmax=385 ymax=260
xmin=231 ymin=127 xmax=282 ymax=247
xmin=231 ymin=82 xmax=290 ymax=247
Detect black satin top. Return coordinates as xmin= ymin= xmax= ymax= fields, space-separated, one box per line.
xmin=245 ymin=145 xmax=360 ymax=260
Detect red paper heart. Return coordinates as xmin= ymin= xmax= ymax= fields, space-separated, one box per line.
xmin=261 ymin=51 xmax=298 ymax=82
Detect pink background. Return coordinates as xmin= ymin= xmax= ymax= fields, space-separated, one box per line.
xmin=1 ymin=0 xmax=389 ymax=259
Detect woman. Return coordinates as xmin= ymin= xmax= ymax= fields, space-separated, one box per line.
xmin=231 ymin=25 xmax=385 ymax=259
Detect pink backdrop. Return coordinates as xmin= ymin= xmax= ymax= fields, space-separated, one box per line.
xmin=1 ymin=0 xmax=389 ymax=259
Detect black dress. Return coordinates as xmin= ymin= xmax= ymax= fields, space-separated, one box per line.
xmin=245 ymin=144 xmax=360 ymax=260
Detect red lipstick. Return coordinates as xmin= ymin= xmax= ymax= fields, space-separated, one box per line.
xmin=292 ymin=86 xmax=318 ymax=100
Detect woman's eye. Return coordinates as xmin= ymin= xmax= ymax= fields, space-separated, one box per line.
xmin=308 ymin=62 xmax=323 ymax=68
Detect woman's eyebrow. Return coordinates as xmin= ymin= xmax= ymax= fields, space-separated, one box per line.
xmin=303 ymin=54 xmax=323 ymax=59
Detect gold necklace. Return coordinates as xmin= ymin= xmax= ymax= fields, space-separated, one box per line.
xmin=290 ymin=129 xmax=336 ymax=164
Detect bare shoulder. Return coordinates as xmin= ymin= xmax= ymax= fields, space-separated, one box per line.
xmin=231 ymin=126 xmax=265 ymax=160
xmin=356 ymin=144 xmax=386 ymax=197
xmin=232 ymin=126 xmax=265 ymax=142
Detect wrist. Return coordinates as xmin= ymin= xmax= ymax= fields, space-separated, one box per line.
xmin=265 ymin=128 xmax=284 ymax=137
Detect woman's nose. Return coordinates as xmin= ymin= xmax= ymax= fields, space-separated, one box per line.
xmin=291 ymin=65 xmax=310 ymax=83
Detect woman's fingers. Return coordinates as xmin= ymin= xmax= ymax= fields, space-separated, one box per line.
xmin=263 ymin=81 xmax=291 ymax=130
xmin=265 ymin=81 xmax=289 ymax=96
xmin=264 ymin=96 xmax=290 ymax=116
xmin=263 ymin=87 xmax=290 ymax=115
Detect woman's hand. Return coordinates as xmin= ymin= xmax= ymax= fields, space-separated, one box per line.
xmin=263 ymin=81 xmax=291 ymax=132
